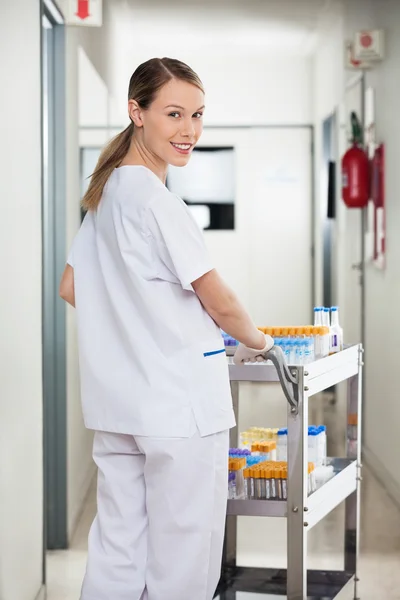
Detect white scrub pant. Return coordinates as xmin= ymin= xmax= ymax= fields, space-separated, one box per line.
xmin=80 ymin=428 xmax=229 ymax=600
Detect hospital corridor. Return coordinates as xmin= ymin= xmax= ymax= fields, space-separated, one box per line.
xmin=2 ymin=1 xmax=400 ymax=600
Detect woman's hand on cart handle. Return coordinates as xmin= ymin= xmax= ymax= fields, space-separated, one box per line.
xmin=233 ymin=334 xmax=275 ymax=365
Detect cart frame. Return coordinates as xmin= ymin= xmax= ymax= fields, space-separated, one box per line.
xmin=217 ymin=344 xmax=363 ymax=600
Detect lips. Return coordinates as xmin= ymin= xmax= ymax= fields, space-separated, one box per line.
xmin=170 ymin=142 xmax=193 ymax=155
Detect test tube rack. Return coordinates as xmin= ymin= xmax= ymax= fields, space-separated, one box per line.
xmin=216 ymin=344 xmax=363 ymax=600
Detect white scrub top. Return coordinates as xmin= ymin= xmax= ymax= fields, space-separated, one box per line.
xmin=67 ymin=165 xmax=235 ymax=437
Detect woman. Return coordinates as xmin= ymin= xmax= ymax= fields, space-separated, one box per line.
xmin=60 ymin=57 xmax=273 ymax=600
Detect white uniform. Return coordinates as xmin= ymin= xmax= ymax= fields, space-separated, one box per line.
xmin=67 ymin=165 xmax=235 ymax=600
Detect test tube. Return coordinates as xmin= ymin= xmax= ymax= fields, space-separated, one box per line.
xmin=228 ymin=472 xmax=235 ymax=499
xmin=274 ymin=467 xmax=283 ymax=500
xmin=238 ymin=458 xmax=246 ymax=499
xmin=265 ymin=468 xmax=271 ymax=499
xmin=270 ymin=468 xmax=277 ymax=499
xmin=229 ymin=458 xmax=246 ymax=499
xmin=249 ymin=468 xmax=255 ymax=499
xmin=251 ymin=442 xmax=260 ymax=456
xmin=263 ymin=442 xmax=271 ymax=461
xmin=243 ymin=468 xmax=251 ymax=499
xmin=259 ymin=469 xmax=266 ymax=500
xmin=258 ymin=441 xmax=265 ymax=458
xmin=282 ymin=467 xmax=288 ymax=500
xmin=288 ymin=337 xmax=296 ymax=364
xmin=269 ymin=441 xmax=277 ymax=462
xmin=312 ymin=325 xmax=321 ymax=359
xmin=255 ymin=469 xmax=263 ymax=500
xmin=308 ymin=463 xmax=316 ymax=494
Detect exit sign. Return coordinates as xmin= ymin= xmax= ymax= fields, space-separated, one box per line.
xmin=66 ymin=0 xmax=103 ymax=27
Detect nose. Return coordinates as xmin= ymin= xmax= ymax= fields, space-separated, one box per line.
xmin=181 ymin=116 xmax=196 ymax=139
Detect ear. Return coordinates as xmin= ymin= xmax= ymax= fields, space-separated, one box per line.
xmin=128 ymin=99 xmax=144 ymax=128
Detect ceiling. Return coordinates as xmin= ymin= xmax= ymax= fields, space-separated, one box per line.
xmin=109 ymin=0 xmax=342 ymax=56
xmin=100 ymin=0 xmax=343 ymax=118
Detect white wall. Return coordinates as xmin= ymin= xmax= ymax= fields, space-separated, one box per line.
xmin=356 ymin=0 xmax=400 ymax=502
xmin=0 ymin=2 xmax=43 ymax=600
xmin=313 ymin=0 xmax=400 ymax=502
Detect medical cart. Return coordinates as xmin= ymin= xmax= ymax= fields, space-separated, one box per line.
xmin=217 ymin=344 xmax=363 ymax=600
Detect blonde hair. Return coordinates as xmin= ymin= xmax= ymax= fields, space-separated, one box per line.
xmin=82 ymin=57 xmax=205 ymax=212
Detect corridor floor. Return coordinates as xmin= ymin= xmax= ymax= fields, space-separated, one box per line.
xmin=47 ymin=390 xmax=400 ymax=599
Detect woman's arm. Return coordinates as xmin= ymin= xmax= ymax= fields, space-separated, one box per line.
xmin=192 ymin=269 xmax=265 ymax=350
xmin=59 ymin=264 xmax=75 ymax=308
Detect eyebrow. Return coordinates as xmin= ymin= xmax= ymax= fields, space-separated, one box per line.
xmin=165 ymin=104 xmax=205 ymax=111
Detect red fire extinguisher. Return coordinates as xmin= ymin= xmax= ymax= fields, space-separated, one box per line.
xmin=342 ymin=112 xmax=369 ymax=208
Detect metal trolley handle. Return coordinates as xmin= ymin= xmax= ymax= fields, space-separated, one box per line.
xmin=264 ymin=346 xmax=298 ymax=412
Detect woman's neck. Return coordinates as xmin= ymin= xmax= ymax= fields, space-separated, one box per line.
xmin=120 ymin=136 xmax=168 ymax=184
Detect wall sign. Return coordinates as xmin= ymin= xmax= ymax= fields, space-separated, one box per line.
xmin=371 ymin=144 xmax=385 ymax=269
xmin=66 ymin=0 xmax=103 ymax=27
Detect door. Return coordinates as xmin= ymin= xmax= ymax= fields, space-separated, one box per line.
xmin=199 ymin=126 xmax=313 ymax=327
xmin=248 ymin=128 xmax=313 ymax=326
xmin=337 ymin=77 xmax=364 ymax=346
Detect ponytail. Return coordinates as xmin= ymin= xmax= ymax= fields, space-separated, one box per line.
xmin=81 ymin=122 xmax=134 ymax=212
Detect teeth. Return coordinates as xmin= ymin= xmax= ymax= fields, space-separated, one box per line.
xmin=172 ymin=143 xmax=191 ymax=150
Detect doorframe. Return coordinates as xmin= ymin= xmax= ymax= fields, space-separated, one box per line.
xmin=41 ymin=0 xmax=68 ymax=557
xmin=197 ymin=124 xmax=315 ymax=320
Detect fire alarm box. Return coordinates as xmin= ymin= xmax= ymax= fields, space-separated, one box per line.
xmin=354 ymin=30 xmax=385 ymax=61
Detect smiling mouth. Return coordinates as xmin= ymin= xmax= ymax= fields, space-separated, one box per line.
xmin=170 ymin=142 xmax=193 ymax=151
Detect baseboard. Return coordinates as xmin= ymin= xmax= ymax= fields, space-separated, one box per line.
xmin=363 ymin=445 xmax=400 ymax=510
xmin=35 ymin=584 xmax=46 ymax=600
xmin=68 ymin=461 xmax=97 ymax=541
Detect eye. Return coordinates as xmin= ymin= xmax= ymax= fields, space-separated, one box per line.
xmin=193 ymin=112 xmax=203 ymax=119
xmin=168 ymin=112 xmax=180 ymax=118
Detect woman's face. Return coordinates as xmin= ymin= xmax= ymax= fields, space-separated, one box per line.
xmin=133 ymin=78 xmax=205 ymax=167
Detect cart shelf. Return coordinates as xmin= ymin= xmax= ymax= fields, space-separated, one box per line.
xmin=228 ymin=344 xmax=359 ymax=395
xmin=227 ymin=457 xmax=356 ymax=527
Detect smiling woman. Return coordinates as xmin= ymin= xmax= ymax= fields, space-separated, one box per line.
xmin=62 ymin=56 xmax=272 ymax=600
